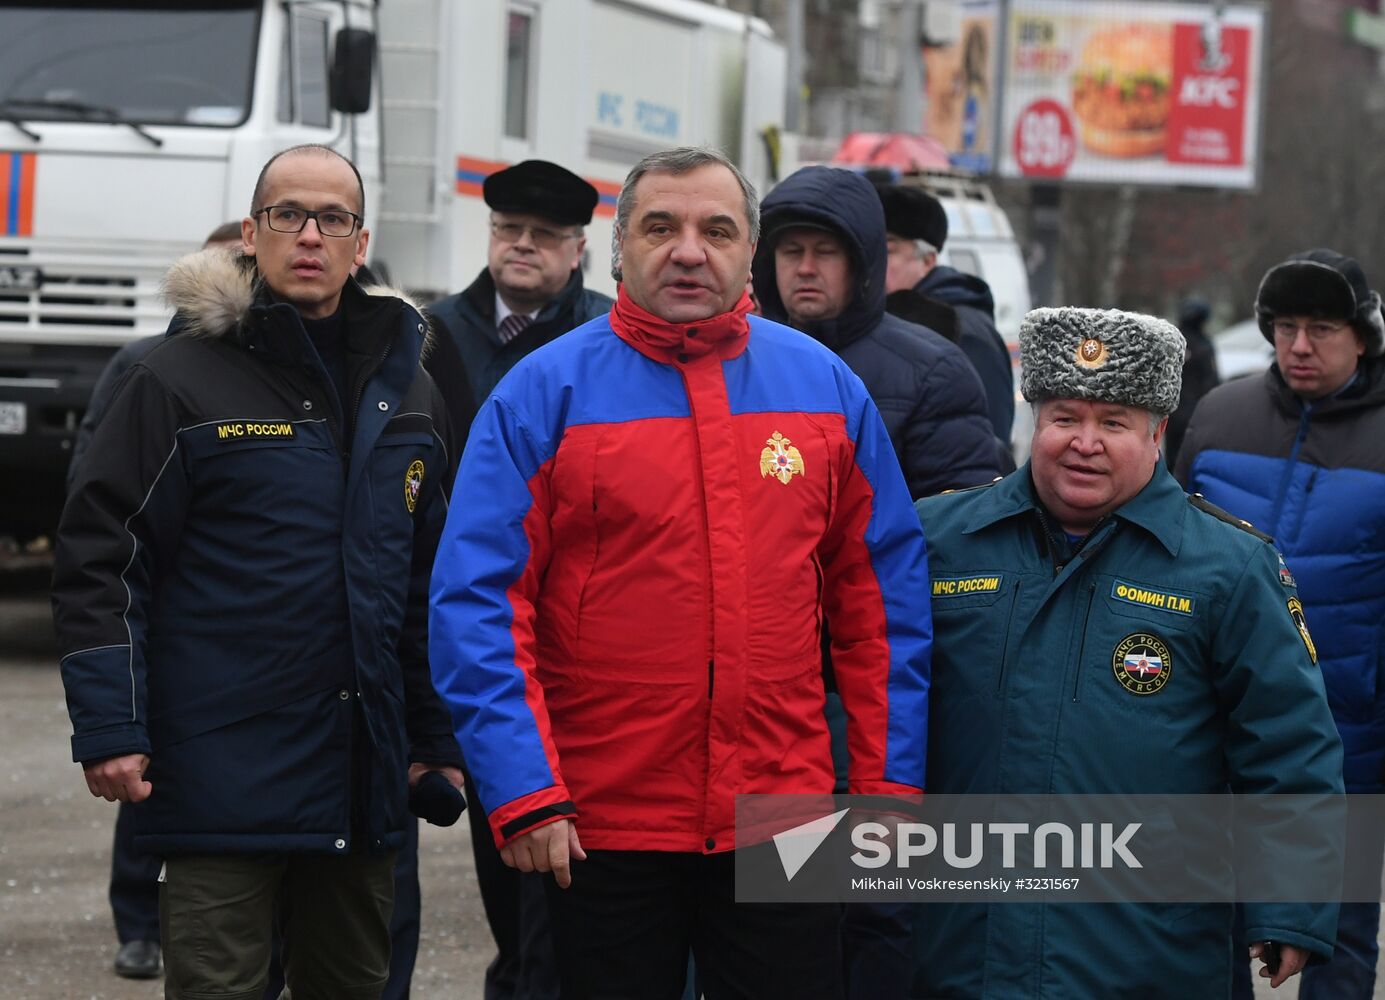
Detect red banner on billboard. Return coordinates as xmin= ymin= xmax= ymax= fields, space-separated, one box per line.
xmin=1166 ymin=24 xmax=1251 ymax=165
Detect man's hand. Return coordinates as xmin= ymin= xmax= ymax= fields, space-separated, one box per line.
xmin=407 ymin=761 xmax=463 ymax=791
xmin=83 ymin=754 xmax=151 ymax=803
xmin=1250 ymin=941 xmax=1309 ymax=989
xmin=499 ymin=818 xmax=586 ymax=889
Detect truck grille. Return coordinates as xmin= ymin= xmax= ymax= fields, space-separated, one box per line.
xmin=0 ymin=244 xmax=177 ymax=346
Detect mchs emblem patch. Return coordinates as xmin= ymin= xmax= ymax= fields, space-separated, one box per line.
xmin=404 ymin=460 xmax=425 ymax=513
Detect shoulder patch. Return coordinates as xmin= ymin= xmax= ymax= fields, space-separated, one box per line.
xmin=1187 ymin=493 xmax=1273 ymax=543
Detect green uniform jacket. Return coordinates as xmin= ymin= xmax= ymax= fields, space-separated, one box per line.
xmin=913 ymin=463 xmax=1343 ymax=999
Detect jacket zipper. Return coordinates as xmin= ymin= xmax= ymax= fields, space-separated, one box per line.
xmin=994 ymin=582 xmax=1021 ymax=695
xmin=1070 ymin=583 xmax=1098 ymax=702
xmin=1268 ymin=406 xmax=1311 ymax=533
xmin=708 ymin=659 xmax=715 ymax=699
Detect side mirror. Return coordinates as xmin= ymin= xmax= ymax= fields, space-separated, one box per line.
xmin=330 ymin=27 xmax=375 ymax=114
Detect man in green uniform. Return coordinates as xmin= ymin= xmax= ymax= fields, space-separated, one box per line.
xmin=914 ymin=307 xmax=1343 ymax=998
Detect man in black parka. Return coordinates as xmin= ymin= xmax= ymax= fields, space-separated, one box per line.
xmin=52 ymin=145 xmax=463 ymax=1000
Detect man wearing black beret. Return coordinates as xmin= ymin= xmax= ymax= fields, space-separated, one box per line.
xmin=876 ymin=183 xmax=1015 ymax=449
xmin=427 ymin=160 xmax=613 ymax=445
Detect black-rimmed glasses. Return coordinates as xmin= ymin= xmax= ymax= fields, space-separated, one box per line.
xmin=256 ymin=205 xmax=361 ymax=238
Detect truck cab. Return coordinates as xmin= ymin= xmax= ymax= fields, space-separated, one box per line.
xmin=0 ymin=0 xmax=377 ymax=539
xmin=0 ymin=0 xmax=790 ymax=541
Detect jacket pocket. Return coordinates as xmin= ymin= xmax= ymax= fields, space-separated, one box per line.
xmin=930 ymin=573 xmax=1013 ymax=700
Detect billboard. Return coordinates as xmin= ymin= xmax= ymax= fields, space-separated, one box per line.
xmin=995 ymin=0 xmax=1266 ymax=188
xmin=923 ymin=1 xmax=1002 ymax=173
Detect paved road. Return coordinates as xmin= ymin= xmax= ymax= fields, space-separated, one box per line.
xmin=0 ymin=566 xmax=490 ymax=1000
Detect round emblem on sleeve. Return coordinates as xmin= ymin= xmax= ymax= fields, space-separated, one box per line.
xmin=404 ymin=459 xmax=425 ymax=513
xmin=1112 ymin=633 xmax=1172 ymax=695
xmin=1076 ymin=337 xmax=1108 ymax=369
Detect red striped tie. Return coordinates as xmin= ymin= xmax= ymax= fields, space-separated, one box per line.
xmin=498 ymin=313 xmax=533 ymax=344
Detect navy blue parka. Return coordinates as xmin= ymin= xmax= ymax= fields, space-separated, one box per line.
xmin=52 ymin=249 xmax=462 ymax=857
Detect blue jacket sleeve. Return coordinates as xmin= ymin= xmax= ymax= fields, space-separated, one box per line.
xmin=52 ymin=363 xmax=190 ymax=764
xmin=428 ymin=393 xmax=576 ymax=845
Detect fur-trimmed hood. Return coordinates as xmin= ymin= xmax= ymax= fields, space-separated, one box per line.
xmin=160 ymin=246 xmax=434 ymax=355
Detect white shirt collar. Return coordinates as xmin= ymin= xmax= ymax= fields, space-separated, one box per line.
xmin=494 ymin=291 xmax=539 ymax=328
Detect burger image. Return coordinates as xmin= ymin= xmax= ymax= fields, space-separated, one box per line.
xmin=1070 ymin=23 xmax=1173 ymax=158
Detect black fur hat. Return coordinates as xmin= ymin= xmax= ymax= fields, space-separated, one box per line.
xmin=875 ymin=183 xmax=949 ymax=251
xmin=1255 ymin=249 xmax=1384 ymax=357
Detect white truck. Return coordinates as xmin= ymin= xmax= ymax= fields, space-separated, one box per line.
xmin=0 ymin=0 xmax=790 ymax=539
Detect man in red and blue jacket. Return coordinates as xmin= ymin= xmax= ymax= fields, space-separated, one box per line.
xmin=429 ymin=146 xmax=931 ymax=999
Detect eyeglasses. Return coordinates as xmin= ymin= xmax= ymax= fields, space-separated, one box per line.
xmin=490 ymin=220 xmax=578 ymax=250
xmin=1272 ymin=319 xmax=1351 ymax=342
xmin=256 ymin=205 xmax=361 ymax=238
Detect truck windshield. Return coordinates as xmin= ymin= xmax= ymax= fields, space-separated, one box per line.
xmin=0 ymin=1 xmax=260 ymax=127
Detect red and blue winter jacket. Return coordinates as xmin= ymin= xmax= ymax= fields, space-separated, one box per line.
xmin=429 ymin=289 xmax=932 ymax=851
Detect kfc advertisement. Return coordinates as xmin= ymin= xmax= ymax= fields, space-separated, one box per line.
xmin=996 ymin=0 xmax=1265 ymax=188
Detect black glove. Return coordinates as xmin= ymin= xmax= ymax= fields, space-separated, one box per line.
xmin=408 ymin=770 xmax=467 ymax=827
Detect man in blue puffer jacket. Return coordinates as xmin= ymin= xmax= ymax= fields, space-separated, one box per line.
xmin=753 ymin=165 xmax=999 ymax=499
xmin=1178 ymin=248 xmax=1385 ymax=999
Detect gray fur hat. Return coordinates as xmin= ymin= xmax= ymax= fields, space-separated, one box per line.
xmin=1020 ymin=307 xmax=1186 ymax=416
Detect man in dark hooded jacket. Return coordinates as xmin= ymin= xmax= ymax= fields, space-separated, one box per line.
xmin=877 ymin=182 xmax=1015 ymax=446
xmin=754 ymin=163 xmax=996 ymax=1000
xmin=754 ymin=165 xmax=998 ymax=499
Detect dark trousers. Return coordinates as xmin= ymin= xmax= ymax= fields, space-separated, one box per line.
xmin=825 ymin=692 xmax=913 ymax=1000
xmin=841 ymin=902 xmax=913 ymax=1000
xmin=110 ymin=802 xmax=162 ymax=943
xmin=159 ymin=849 xmax=396 ymax=1000
xmin=468 ymin=771 xmax=561 ymax=1000
xmin=543 ymin=848 xmax=844 ymax=1000
xmin=112 ymin=810 xmax=421 ymax=1000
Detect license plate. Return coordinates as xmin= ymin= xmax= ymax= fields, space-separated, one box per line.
xmin=0 ymin=265 xmax=42 ymax=292
xmin=0 ymin=401 xmax=26 ymax=435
